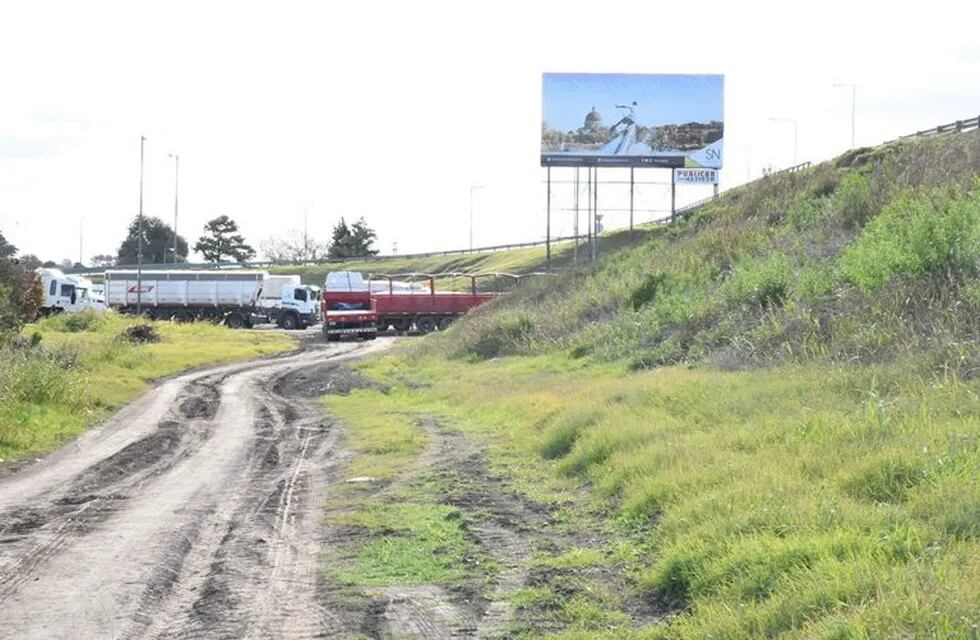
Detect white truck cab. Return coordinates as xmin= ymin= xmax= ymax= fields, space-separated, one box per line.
xmin=257 ymin=275 xmax=321 ymax=330
xmin=37 ymin=268 xmax=98 ymax=314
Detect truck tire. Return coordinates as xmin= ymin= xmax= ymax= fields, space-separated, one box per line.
xmin=437 ymin=316 xmax=454 ymax=331
xmin=225 ymin=313 xmax=246 ymax=329
xmin=390 ymin=318 xmax=410 ymax=333
xmin=280 ymin=313 xmax=298 ymax=331
xmin=173 ymin=310 xmax=194 ymax=323
xmin=416 ymin=316 xmax=436 ymax=334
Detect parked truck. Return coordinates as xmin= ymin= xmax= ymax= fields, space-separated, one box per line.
xmin=104 ymin=270 xmax=320 ymax=329
xmin=37 ymin=268 xmax=99 ymax=315
xmin=321 ymin=271 xmax=497 ymax=341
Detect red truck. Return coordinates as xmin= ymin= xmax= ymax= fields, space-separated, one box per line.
xmin=321 ymin=271 xmax=497 ymax=341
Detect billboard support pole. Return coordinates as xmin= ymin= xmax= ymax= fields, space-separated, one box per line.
xmin=629 ymin=168 xmax=634 ymax=231
xmin=573 ymin=167 xmax=579 ymax=265
xmin=592 ymin=168 xmax=598 ymax=262
xmin=670 ymin=168 xmax=676 ymax=223
xmin=713 ymin=181 xmax=719 ymax=199
xmin=586 ymin=167 xmax=592 ymax=255
xmin=546 ymin=166 xmax=552 ymax=272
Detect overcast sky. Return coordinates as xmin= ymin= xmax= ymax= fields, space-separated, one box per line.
xmin=1 ymin=0 xmax=979 ymax=264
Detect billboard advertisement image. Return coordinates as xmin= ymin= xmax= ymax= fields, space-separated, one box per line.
xmin=541 ymin=73 xmax=724 ymax=168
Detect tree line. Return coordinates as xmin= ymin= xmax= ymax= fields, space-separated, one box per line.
xmin=87 ymin=214 xmax=379 ymax=268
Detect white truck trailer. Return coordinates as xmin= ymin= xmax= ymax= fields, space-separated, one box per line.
xmin=104 ymin=270 xmax=320 ymax=329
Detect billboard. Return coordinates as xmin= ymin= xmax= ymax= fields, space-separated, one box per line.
xmin=541 ymin=73 xmax=724 ymax=169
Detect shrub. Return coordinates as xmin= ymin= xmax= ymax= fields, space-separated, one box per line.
xmin=722 ymin=253 xmax=793 ymax=309
xmin=122 ymin=324 xmax=160 ymax=344
xmin=0 ymin=347 xmax=82 ymax=405
xmin=627 ymin=272 xmax=668 ymax=310
xmin=835 ymin=172 xmax=873 ymax=228
xmin=840 ymin=188 xmax=980 ymax=292
xmin=452 ymin=311 xmax=535 ymax=360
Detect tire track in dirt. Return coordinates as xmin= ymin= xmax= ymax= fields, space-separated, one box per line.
xmin=0 ymin=340 xmax=388 ymax=640
xmin=320 ymin=413 xmax=551 ymax=639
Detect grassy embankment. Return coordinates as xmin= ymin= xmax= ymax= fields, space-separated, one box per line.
xmin=322 ymin=130 xmax=980 ymax=638
xmin=0 ymin=312 xmax=293 ymax=460
xmin=271 ymin=229 xmax=652 ymax=291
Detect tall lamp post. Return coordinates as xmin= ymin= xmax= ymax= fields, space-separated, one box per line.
xmin=768 ymin=117 xmax=798 ymax=166
xmin=832 ymin=83 xmax=856 ymax=148
xmin=469 ymin=185 xmax=484 ymax=251
xmin=168 ymin=153 xmax=179 ymax=263
xmin=137 ymin=135 xmax=146 ymax=314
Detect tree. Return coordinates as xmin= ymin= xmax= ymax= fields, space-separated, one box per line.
xmin=90 ymin=254 xmax=116 ymax=268
xmin=194 ymin=215 xmax=256 ymax=264
xmin=0 ymin=230 xmax=42 ymax=331
xmin=327 ymin=217 xmax=378 ymax=259
xmin=260 ymin=230 xmax=331 ymax=263
xmin=117 ymin=215 xmax=189 ymax=265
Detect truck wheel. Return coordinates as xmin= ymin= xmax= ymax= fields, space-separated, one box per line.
xmin=281 ymin=313 xmax=298 ymax=331
xmin=390 ymin=318 xmax=410 ymax=333
xmin=326 ymin=334 xmax=340 ymax=342
xmin=437 ymin=316 xmax=454 ymax=331
xmin=416 ymin=316 xmax=436 ymax=334
xmin=225 ymin=313 xmax=246 ymax=329
xmin=173 ymin=311 xmax=194 ymax=323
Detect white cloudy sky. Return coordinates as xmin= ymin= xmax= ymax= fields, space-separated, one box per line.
xmin=1 ymin=0 xmax=978 ymax=263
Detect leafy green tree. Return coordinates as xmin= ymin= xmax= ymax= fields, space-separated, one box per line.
xmin=117 ymin=216 xmax=189 ymax=265
xmin=0 ymin=230 xmax=42 ymax=331
xmin=327 ymin=217 xmax=378 ymax=259
xmin=194 ymin=215 xmax=256 ymax=264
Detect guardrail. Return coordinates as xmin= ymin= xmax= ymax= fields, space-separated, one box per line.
xmin=895 ymin=115 xmax=979 ymax=141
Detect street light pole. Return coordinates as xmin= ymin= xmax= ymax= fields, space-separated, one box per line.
xmin=168 ymin=153 xmax=179 ymax=263
xmin=469 ymin=185 xmax=484 ymax=251
xmin=769 ymin=117 xmax=798 ymax=166
xmin=137 ymin=135 xmax=145 ymax=315
xmin=832 ymin=83 xmax=856 ymax=148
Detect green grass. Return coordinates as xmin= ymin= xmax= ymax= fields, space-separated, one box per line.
xmin=0 ymin=312 xmax=293 ymax=460
xmin=330 ymin=501 xmax=472 ymax=586
xmin=318 ymin=130 xmax=980 ymax=636
xmin=334 ymin=353 xmax=980 ymax=638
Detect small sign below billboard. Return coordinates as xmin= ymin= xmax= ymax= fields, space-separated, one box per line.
xmin=674 ymin=168 xmax=719 ymax=184
xmin=541 ymin=73 xmax=724 ymax=169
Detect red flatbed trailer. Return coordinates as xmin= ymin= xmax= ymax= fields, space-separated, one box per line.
xmin=320 ymin=271 xmax=498 ymax=339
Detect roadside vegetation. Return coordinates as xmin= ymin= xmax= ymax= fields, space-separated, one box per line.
xmin=323 ymin=130 xmax=980 ymax=637
xmin=0 ymin=312 xmax=293 ymax=461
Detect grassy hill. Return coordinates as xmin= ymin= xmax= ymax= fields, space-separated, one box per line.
xmin=325 ymin=130 xmax=980 ymax=637
xmin=269 ymin=229 xmax=653 ymax=290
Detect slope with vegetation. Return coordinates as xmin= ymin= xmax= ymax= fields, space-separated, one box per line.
xmin=323 ymin=130 xmax=980 ymax=638
xmin=271 ymin=229 xmax=650 ymax=290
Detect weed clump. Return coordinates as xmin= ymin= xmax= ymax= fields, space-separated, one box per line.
xmin=122 ymin=324 xmax=160 ymax=344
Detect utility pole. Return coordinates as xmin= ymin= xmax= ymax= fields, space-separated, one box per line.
xmin=168 ymin=153 xmax=179 ymax=263
xmin=137 ymin=135 xmax=145 ymax=314
xmin=79 ymin=218 xmax=83 ymax=266
xmin=832 ymin=83 xmax=856 ymax=148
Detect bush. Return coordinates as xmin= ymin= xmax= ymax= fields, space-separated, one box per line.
xmin=840 ymin=188 xmax=980 ymax=292
xmin=835 ymin=172 xmax=873 ymax=228
xmin=627 ymin=272 xmax=668 ymax=310
xmin=122 ymin=324 xmax=160 ymax=344
xmin=721 ymin=253 xmax=792 ymax=309
xmin=452 ymin=311 xmax=535 ymax=360
xmin=0 ymin=346 xmax=82 ymax=405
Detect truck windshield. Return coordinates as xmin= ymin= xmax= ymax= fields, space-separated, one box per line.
xmin=294 ymin=288 xmax=308 ymax=302
xmin=60 ymin=284 xmax=75 ymax=297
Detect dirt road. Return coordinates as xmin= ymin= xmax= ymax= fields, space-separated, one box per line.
xmin=0 ymin=339 xmax=389 ymax=639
